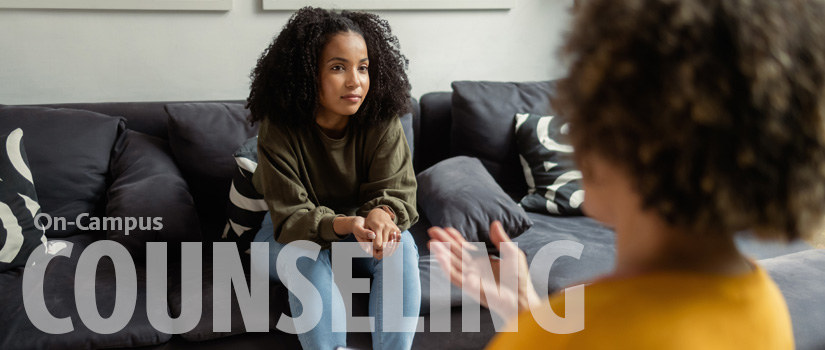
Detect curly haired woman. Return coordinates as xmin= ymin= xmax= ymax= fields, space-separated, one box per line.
xmin=247 ymin=7 xmax=420 ymax=350
xmin=429 ymin=0 xmax=825 ymax=348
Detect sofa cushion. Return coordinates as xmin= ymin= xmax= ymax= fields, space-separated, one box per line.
xmin=760 ymin=249 xmax=825 ymax=350
xmin=106 ymin=130 xmax=202 ymax=259
xmin=514 ymin=212 xmax=616 ymax=293
xmin=417 ymin=156 xmax=533 ymax=249
xmin=734 ymin=232 xmax=814 ymax=260
xmin=165 ymin=103 xmax=258 ymax=241
xmin=0 ymin=233 xmax=172 ymax=349
xmin=0 ymin=128 xmax=48 ymax=272
xmin=514 ymin=113 xmax=584 ymax=215
xmin=0 ymin=106 xmax=125 ymax=237
xmin=450 ymin=80 xmax=555 ymax=199
xmin=166 ymin=261 xmax=288 ymax=342
xmin=414 ymin=211 xmax=615 ymax=314
xmin=222 ymin=136 xmax=268 ymax=255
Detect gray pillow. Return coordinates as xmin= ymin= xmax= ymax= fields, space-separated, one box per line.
xmin=450 ymin=80 xmax=556 ymax=199
xmin=416 ymin=156 xmax=533 ymax=248
xmin=165 ymin=102 xmax=258 ymax=240
xmin=106 ymin=130 xmax=202 ymax=258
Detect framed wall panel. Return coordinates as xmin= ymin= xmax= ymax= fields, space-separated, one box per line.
xmin=262 ymin=0 xmax=513 ymax=10
xmin=0 ymin=0 xmax=232 ymax=11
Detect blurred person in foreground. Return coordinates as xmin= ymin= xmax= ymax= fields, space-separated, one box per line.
xmin=429 ymin=0 xmax=825 ymax=348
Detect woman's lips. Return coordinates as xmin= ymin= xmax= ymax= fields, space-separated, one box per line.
xmin=342 ymin=94 xmax=362 ymax=102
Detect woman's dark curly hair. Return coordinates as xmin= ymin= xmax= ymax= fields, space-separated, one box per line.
xmin=246 ymin=7 xmax=411 ymax=127
xmin=555 ymin=0 xmax=825 ymax=240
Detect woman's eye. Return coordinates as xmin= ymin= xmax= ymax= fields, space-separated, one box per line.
xmin=331 ymin=65 xmax=344 ymax=71
xmin=359 ymin=65 xmax=369 ymax=72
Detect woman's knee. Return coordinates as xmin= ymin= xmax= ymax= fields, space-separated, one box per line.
xmin=376 ymin=231 xmax=420 ymax=275
xmin=278 ymin=247 xmax=334 ymax=282
xmin=399 ymin=230 xmax=420 ymax=262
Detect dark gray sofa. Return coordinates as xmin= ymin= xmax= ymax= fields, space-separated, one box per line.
xmin=0 ymin=80 xmax=823 ymax=350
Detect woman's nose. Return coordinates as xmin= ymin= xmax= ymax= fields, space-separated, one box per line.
xmin=345 ymin=70 xmax=360 ymax=88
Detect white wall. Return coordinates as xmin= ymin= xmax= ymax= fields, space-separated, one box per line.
xmin=0 ymin=0 xmax=572 ymax=104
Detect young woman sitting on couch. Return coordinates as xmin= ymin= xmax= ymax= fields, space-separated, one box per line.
xmin=429 ymin=0 xmax=825 ymax=348
xmin=246 ymin=7 xmax=420 ymax=350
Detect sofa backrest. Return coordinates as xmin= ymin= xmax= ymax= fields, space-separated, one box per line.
xmin=30 ymin=100 xmax=245 ymax=140
xmin=414 ymin=92 xmax=453 ymax=174
xmin=13 ymin=99 xmax=418 ymax=242
xmin=413 ymin=80 xmax=556 ymax=200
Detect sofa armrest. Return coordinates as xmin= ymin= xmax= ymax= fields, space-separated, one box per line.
xmin=106 ymin=130 xmax=202 ymax=259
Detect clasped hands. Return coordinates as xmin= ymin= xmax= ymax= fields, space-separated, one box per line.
xmin=333 ymin=207 xmax=400 ymax=260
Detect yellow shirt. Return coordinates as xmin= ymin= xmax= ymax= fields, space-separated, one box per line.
xmin=487 ymin=265 xmax=793 ymax=349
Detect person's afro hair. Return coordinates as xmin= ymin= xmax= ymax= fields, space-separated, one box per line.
xmin=555 ymin=0 xmax=825 ymax=240
xmin=247 ymin=6 xmax=411 ymax=127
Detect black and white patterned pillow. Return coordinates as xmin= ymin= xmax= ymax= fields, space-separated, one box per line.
xmin=221 ymin=136 xmax=268 ymax=254
xmin=514 ymin=113 xmax=585 ymax=215
xmin=0 ymin=128 xmax=48 ymax=272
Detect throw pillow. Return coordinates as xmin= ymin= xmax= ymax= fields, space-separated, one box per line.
xmin=165 ymin=102 xmax=259 ymax=241
xmin=417 ymin=156 xmax=533 ymax=249
xmin=0 ymin=128 xmax=47 ymax=272
xmin=450 ymin=80 xmax=556 ymax=199
xmin=106 ymin=130 xmax=202 ymax=258
xmin=222 ymin=136 xmax=268 ymax=254
xmin=0 ymin=106 xmax=125 ymax=237
xmin=514 ymin=113 xmax=584 ymax=215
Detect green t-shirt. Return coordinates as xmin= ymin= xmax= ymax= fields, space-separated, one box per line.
xmin=252 ymin=117 xmax=418 ymax=248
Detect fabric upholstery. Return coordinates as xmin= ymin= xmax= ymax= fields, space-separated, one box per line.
xmin=412 ymin=211 xmax=615 ymax=313
xmin=760 ymin=249 xmax=825 ymax=350
xmin=165 ymin=103 xmax=258 ymax=241
xmin=0 ymin=233 xmax=172 ymax=349
xmin=222 ymin=136 xmax=268 ymax=255
xmin=34 ymin=100 xmax=244 ymax=140
xmin=399 ymin=111 xmax=415 ymax=161
xmin=450 ymin=80 xmax=555 ymax=199
xmin=165 ymin=261 xmax=287 ymax=342
xmin=514 ymin=113 xmax=584 ymax=215
xmin=106 ymin=130 xmax=202 ymax=259
xmin=0 ymin=128 xmax=47 ymax=272
xmin=0 ymin=106 xmax=126 ymax=237
xmin=416 ymin=156 xmax=533 ymax=248
xmin=415 ymin=92 xmax=453 ymax=173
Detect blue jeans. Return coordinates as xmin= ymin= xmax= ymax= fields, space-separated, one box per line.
xmin=253 ymin=213 xmax=421 ymax=350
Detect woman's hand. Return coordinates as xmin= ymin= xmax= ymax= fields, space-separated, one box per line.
xmin=365 ymin=207 xmax=400 ymax=260
xmin=333 ymin=216 xmax=375 ymax=254
xmin=427 ymin=221 xmax=540 ymax=321
xmin=350 ymin=216 xmax=378 ymax=254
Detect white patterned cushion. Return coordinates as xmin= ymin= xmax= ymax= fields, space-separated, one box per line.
xmin=221 ymin=136 xmax=268 ymax=253
xmin=514 ymin=113 xmax=585 ymax=215
xmin=0 ymin=128 xmax=47 ymax=271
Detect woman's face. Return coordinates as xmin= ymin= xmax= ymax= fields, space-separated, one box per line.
xmin=317 ymin=31 xmax=370 ymax=120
